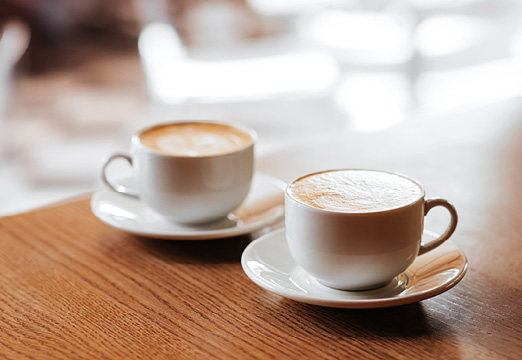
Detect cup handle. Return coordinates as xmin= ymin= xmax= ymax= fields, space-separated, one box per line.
xmin=418 ymin=198 xmax=458 ymax=256
xmin=101 ymin=153 xmax=139 ymax=199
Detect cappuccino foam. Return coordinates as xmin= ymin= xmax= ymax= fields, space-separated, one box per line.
xmin=140 ymin=122 xmax=252 ymax=157
xmin=287 ymin=170 xmax=422 ymax=212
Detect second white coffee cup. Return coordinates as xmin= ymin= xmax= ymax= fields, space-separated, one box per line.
xmin=102 ymin=120 xmax=256 ymax=224
xmin=285 ymin=169 xmax=458 ymax=291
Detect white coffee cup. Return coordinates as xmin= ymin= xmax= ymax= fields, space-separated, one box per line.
xmin=285 ymin=169 xmax=458 ymax=291
xmin=102 ymin=120 xmax=256 ymax=224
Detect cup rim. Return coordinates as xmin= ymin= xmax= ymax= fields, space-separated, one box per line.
xmin=285 ymin=168 xmax=426 ymax=214
xmin=131 ymin=120 xmax=257 ymax=158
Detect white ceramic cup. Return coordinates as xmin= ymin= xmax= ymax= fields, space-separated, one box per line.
xmin=102 ymin=121 xmax=255 ymax=224
xmin=285 ymin=169 xmax=458 ymax=291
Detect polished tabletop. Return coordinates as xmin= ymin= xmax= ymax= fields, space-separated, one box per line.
xmin=1 ymin=97 xmax=521 ymax=359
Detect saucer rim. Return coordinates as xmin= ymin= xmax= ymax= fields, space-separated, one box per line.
xmin=241 ymin=228 xmax=468 ymax=309
xmin=91 ymin=172 xmax=285 ymax=240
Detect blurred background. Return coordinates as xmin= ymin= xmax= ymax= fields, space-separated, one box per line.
xmin=1 ymin=0 xmax=522 ymax=216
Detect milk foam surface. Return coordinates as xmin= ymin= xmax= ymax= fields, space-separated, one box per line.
xmin=140 ymin=123 xmax=252 ymax=156
xmin=288 ymin=170 xmax=422 ymax=212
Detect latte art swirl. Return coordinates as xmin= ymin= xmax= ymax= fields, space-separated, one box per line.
xmin=287 ymin=170 xmax=423 ymax=212
xmin=140 ymin=123 xmax=252 ymax=157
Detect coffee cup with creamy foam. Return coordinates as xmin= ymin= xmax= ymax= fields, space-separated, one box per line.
xmin=102 ymin=121 xmax=255 ymax=224
xmin=285 ymin=169 xmax=458 ymax=291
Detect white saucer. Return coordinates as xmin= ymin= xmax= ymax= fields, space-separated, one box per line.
xmin=91 ymin=173 xmax=285 ymax=240
xmin=241 ymin=228 xmax=468 ymax=308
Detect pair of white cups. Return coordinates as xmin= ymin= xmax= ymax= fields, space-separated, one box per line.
xmin=103 ymin=121 xmax=457 ymax=291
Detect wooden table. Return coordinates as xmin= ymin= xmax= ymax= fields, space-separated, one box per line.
xmin=1 ymin=98 xmax=521 ymax=359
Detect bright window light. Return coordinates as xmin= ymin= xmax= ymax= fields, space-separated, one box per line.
xmin=417 ymin=57 xmax=522 ymax=110
xmin=510 ymin=24 xmax=522 ymax=55
xmin=297 ymin=10 xmax=413 ymax=64
xmin=334 ymin=73 xmax=412 ymax=132
xmin=247 ymin=0 xmax=348 ymax=16
xmin=415 ymin=15 xmax=489 ymax=57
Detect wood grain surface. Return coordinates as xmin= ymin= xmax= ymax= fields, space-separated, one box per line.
xmin=1 ymin=98 xmax=522 ymax=359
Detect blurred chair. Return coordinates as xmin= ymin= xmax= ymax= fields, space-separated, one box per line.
xmin=0 ymin=20 xmax=30 ymax=162
xmin=133 ymin=0 xmax=346 ymax=153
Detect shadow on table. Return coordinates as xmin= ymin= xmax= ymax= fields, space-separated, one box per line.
xmin=276 ymin=300 xmax=451 ymax=339
xmin=132 ymin=234 xmax=253 ymax=264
